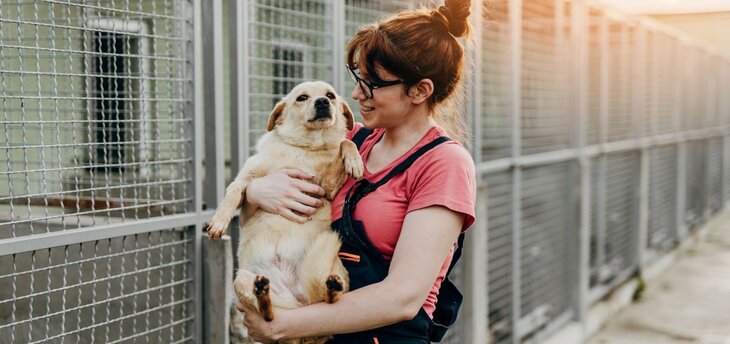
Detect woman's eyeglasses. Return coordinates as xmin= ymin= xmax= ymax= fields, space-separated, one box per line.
xmin=346 ymin=65 xmax=404 ymax=99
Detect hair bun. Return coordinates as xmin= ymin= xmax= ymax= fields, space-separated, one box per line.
xmin=436 ymin=0 xmax=471 ymax=38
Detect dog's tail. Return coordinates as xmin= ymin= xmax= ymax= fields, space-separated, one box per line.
xmin=301 ymin=230 xmax=346 ymax=304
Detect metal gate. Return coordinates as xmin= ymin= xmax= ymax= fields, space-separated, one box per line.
xmin=0 ymin=1 xmax=202 ymax=342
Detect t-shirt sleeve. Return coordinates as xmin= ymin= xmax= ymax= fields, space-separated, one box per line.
xmin=407 ymin=144 xmax=477 ymax=232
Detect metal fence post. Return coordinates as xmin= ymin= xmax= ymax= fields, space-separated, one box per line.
xmin=635 ymin=23 xmax=649 ymax=267
xmin=465 ymin=185 xmax=489 ymax=344
xmin=463 ymin=0 xmax=487 ymax=339
xmin=203 ymin=236 xmax=234 ymax=343
xmin=509 ymin=0 xmax=522 ymax=342
xmin=193 ymin=0 xmax=205 ymax=342
xmin=676 ymin=43 xmax=689 ymax=240
xmin=230 ymin=0 xmax=250 ymax=172
xmin=202 ymin=0 xmax=226 ymax=209
xmin=571 ymin=0 xmax=590 ymax=323
xmin=332 ymin=0 xmax=346 ymax=92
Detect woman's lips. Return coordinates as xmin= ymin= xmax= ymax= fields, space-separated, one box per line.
xmin=360 ymin=105 xmax=374 ymax=115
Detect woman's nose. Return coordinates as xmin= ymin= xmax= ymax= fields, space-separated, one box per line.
xmin=351 ymin=83 xmax=365 ymax=100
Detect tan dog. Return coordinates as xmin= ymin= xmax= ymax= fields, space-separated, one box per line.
xmin=206 ymin=81 xmax=363 ymax=344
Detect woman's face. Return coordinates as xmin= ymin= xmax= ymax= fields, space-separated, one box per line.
xmin=350 ymin=64 xmax=413 ymax=129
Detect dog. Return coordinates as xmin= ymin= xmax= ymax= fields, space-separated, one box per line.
xmin=206 ymin=81 xmax=363 ymax=344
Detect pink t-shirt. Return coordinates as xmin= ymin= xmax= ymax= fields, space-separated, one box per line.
xmin=331 ymin=123 xmax=476 ymax=318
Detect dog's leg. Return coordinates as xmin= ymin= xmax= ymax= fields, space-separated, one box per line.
xmin=318 ymin=140 xmax=363 ymax=200
xmin=325 ymin=257 xmax=348 ymax=304
xmin=233 ymin=269 xmax=258 ymax=308
xmin=206 ymin=178 xmax=248 ymax=239
xmin=206 ymin=159 xmax=267 ymax=239
xmin=234 ymin=268 xmax=276 ymax=321
xmin=301 ymin=231 xmax=349 ymax=304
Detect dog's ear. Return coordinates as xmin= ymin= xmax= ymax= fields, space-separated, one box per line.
xmin=267 ymin=101 xmax=286 ymax=131
xmin=341 ymin=102 xmax=354 ymax=131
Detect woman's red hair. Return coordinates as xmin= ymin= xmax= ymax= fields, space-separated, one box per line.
xmin=346 ymin=0 xmax=473 ymax=144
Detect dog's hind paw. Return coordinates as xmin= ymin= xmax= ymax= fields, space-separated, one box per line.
xmin=253 ymin=275 xmax=275 ymax=321
xmin=326 ymin=274 xmax=345 ymax=303
xmin=253 ymin=276 xmax=270 ymax=296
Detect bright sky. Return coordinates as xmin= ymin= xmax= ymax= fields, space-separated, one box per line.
xmin=599 ymin=0 xmax=730 ymax=14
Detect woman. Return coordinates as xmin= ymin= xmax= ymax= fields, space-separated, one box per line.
xmin=238 ymin=0 xmax=477 ymax=342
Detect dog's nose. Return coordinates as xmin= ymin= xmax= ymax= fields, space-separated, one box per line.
xmin=314 ymin=97 xmax=330 ymax=109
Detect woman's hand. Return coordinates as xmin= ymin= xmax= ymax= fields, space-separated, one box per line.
xmin=236 ymin=302 xmax=285 ymax=343
xmin=245 ymin=168 xmax=325 ymax=223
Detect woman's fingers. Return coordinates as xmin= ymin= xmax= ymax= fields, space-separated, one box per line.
xmin=282 ymin=168 xmax=315 ymax=181
xmin=279 ymin=208 xmax=309 ymax=223
xmin=286 ymin=196 xmax=319 ymax=216
xmin=295 ymin=178 xmax=326 ymax=197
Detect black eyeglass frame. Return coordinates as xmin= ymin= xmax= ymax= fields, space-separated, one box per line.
xmin=346 ymin=65 xmax=405 ymax=99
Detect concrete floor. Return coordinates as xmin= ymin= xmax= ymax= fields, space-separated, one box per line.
xmin=588 ymin=209 xmax=730 ymax=344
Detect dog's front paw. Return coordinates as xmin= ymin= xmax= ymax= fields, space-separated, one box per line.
xmin=205 ymin=218 xmax=228 ymax=240
xmin=325 ymin=274 xmax=345 ymax=303
xmin=344 ymin=155 xmax=364 ymax=180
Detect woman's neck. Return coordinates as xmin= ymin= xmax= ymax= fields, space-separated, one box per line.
xmin=380 ymin=111 xmax=434 ymax=151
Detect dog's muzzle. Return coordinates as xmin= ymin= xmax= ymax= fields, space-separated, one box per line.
xmin=313 ymin=97 xmax=332 ymax=120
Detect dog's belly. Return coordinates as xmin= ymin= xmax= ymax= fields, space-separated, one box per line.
xmin=237 ymin=204 xmax=334 ymax=308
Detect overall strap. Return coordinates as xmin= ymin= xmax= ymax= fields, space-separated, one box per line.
xmin=447 ymin=232 xmax=466 ymax=276
xmin=351 ymin=127 xmax=374 ymax=149
xmin=340 ymin=136 xmax=451 ymax=257
xmin=345 ymin=136 xmax=451 ymax=211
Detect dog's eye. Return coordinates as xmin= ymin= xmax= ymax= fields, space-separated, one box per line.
xmin=296 ymin=95 xmax=309 ymax=102
xmin=326 ymin=92 xmax=336 ymax=100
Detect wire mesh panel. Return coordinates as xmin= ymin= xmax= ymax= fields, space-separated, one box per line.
xmin=589 ymin=152 xmax=640 ymax=297
xmin=653 ymin=34 xmax=678 ymax=135
xmin=585 ymin=10 xmax=602 ymax=146
xmin=246 ymin=0 xmax=334 ymax=155
xmin=646 ymin=32 xmax=679 ymax=136
xmin=607 ymin=21 xmax=635 ymax=142
xmin=481 ymin=0 xmax=512 ymax=161
xmin=603 ymin=152 xmax=639 ymax=279
xmin=589 ymin=157 xmax=600 ymax=287
xmin=642 ymin=31 xmax=654 ymax=137
xmin=344 ymin=0 xmax=411 ymax=47
xmin=685 ymin=140 xmax=708 ymax=228
xmin=648 ymin=145 xmax=678 ymax=255
xmin=706 ymin=57 xmax=722 ymax=131
xmin=683 ymin=48 xmax=707 ymax=131
xmin=0 ymin=0 xmax=194 ymax=237
xmin=725 ymin=62 xmax=730 ymax=204
xmin=519 ymin=162 xmax=576 ymax=340
xmin=485 ymin=172 xmax=513 ymax=344
xmin=343 ymin=0 xmax=412 ymax=114
xmin=707 ymin=138 xmax=723 ymax=213
xmin=0 ymin=229 xmax=195 ymax=343
xmin=520 ymin=0 xmax=572 ymax=155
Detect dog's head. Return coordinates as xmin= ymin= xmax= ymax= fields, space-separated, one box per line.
xmin=267 ymin=81 xmax=354 ymax=134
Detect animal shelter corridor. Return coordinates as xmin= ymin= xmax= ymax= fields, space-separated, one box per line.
xmin=1 ymin=0 xmax=729 ymax=343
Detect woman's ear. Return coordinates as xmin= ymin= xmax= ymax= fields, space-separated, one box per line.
xmin=407 ymin=79 xmax=434 ymax=105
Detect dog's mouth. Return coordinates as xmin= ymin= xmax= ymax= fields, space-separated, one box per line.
xmin=309 ymin=109 xmax=332 ymax=122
